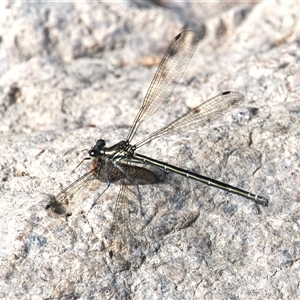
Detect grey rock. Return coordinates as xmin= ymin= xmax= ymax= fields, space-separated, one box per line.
xmin=0 ymin=1 xmax=299 ymax=299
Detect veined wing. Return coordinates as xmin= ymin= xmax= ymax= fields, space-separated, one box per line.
xmin=46 ymin=160 xmax=120 ymax=217
xmin=135 ymin=91 xmax=244 ymax=148
xmin=47 ymin=158 xmax=158 ymax=217
xmin=105 ymin=171 xmax=143 ymax=258
xmin=127 ymin=30 xmax=200 ymax=142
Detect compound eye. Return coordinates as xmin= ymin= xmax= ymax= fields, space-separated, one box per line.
xmin=89 ymin=149 xmax=99 ymax=157
xmin=96 ymin=139 xmax=106 ymax=148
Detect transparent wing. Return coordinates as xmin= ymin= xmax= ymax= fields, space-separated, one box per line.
xmin=104 ymin=165 xmax=141 ymax=258
xmin=105 ymin=162 xmax=159 ymax=257
xmin=127 ymin=30 xmax=200 ymax=142
xmin=135 ymin=91 xmax=244 ymax=148
xmin=46 ymin=160 xmax=123 ymax=217
xmin=47 ymin=158 xmax=158 ymax=218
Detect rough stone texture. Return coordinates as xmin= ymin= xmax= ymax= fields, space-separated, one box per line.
xmin=0 ymin=1 xmax=299 ymax=299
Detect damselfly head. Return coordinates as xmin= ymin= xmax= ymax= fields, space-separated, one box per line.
xmin=89 ymin=139 xmax=106 ymax=157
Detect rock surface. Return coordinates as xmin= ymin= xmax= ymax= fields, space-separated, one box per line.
xmin=0 ymin=1 xmax=299 ymax=299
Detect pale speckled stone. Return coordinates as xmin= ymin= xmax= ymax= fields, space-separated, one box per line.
xmin=0 ymin=1 xmax=299 ymax=299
